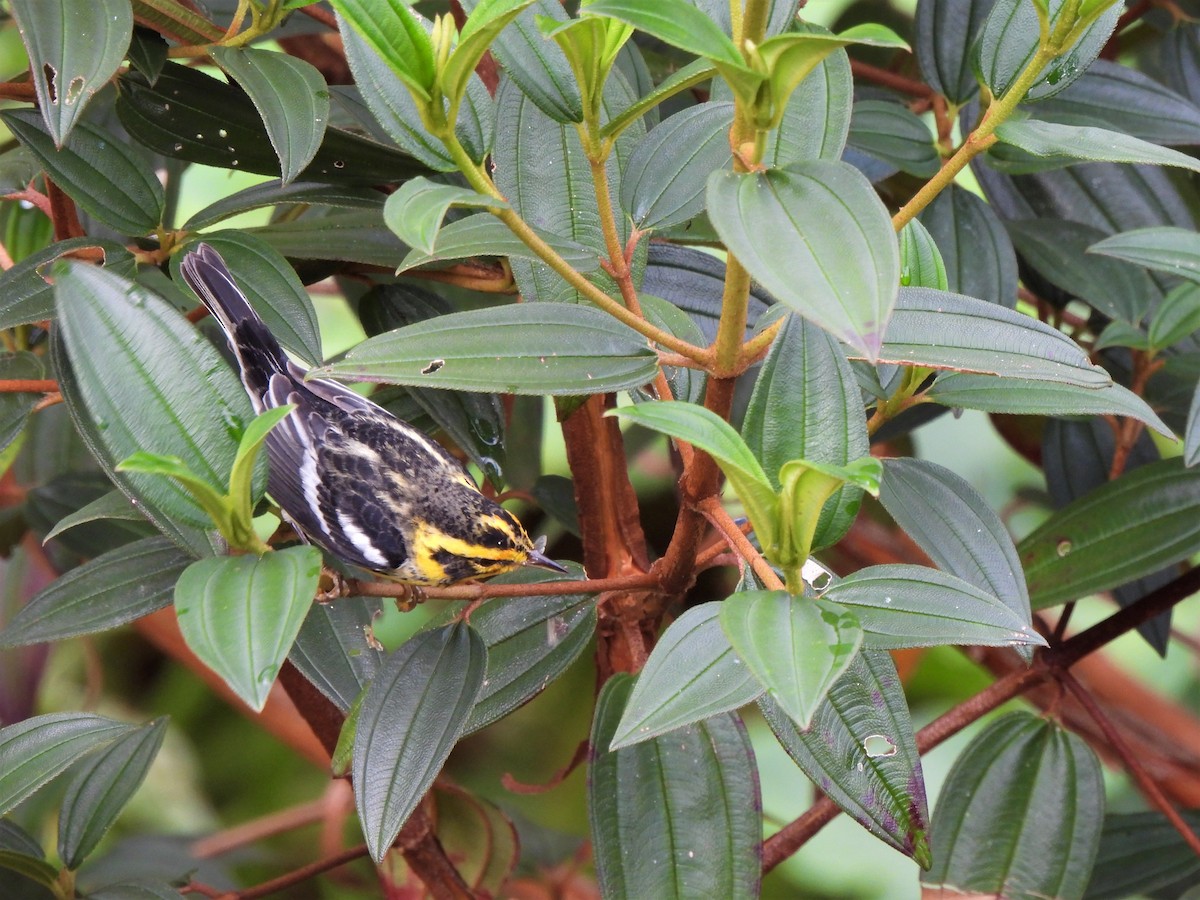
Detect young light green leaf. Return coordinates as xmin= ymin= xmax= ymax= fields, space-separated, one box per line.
xmin=708 ymin=161 xmax=898 ymax=362
xmin=383 ymin=179 xmax=507 ymax=254
xmin=608 ymin=401 xmax=779 ymax=555
xmin=174 ymin=547 xmax=323 ymax=711
xmin=353 ymin=623 xmax=486 ymax=862
xmin=610 ymin=602 xmax=763 ymax=749
xmin=443 ymin=0 xmax=539 ymax=107
xmin=210 ymin=47 xmax=330 ymax=185
xmin=581 ymin=0 xmax=741 ymax=66
xmin=227 ymin=405 xmax=295 ymax=535
xmin=899 ymin=219 xmax=949 ymax=291
xmin=719 ymin=590 xmax=862 ymax=729
xmin=329 ymin=0 xmax=436 ymax=101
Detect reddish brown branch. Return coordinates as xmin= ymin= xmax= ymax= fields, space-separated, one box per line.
xmin=849 ymin=60 xmax=932 ymax=99
xmin=0 ymin=379 xmax=58 ymax=393
xmin=45 ymin=178 xmax=84 ymax=241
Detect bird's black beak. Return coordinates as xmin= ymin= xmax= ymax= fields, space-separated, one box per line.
xmin=525 ymin=548 xmax=568 ymax=574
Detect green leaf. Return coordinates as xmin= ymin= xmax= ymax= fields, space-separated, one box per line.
xmin=55 ymin=262 xmax=253 ymax=538
xmin=602 ymin=57 xmax=717 ymax=142
xmin=183 ymin=179 xmax=385 ymax=232
xmin=918 ymin=185 xmax=1018 ymax=308
xmin=173 ymin=232 xmax=324 ymax=364
xmin=1019 ymin=457 xmax=1200 ymax=608
xmin=1089 ymin=226 xmax=1200 ymax=285
xmin=609 ymin=602 xmax=762 ymax=749
xmin=210 ymin=47 xmax=330 ymax=185
xmin=173 ymin=547 xmax=323 ymax=712
xmin=443 ymin=0 xmax=538 ymax=107
xmin=995 ymin=119 xmax=1200 ymax=174
xmin=0 ymin=537 xmax=191 ymax=647
xmin=927 ymin=372 xmax=1172 ymax=438
xmin=707 ymin=161 xmax=898 ymax=362
xmin=1149 ymin=283 xmax=1200 ymax=351
xmin=823 ymin=564 xmax=1046 ymax=650
xmin=882 ymin=288 xmax=1110 ymax=387
xmin=289 ymin=598 xmax=387 ymax=713
xmin=620 ymin=102 xmax=733 ymax=230
xmin=719 ymin=590 xmax=862 ymax=729
xmin=581 ymin=0 xmax=741 ymax=66
xmin=1 ymin=109 xmax=163 ymax=235
xmin=914 ymin=0 xmax=994 ymax=104
xmin=315 ymin=303 xmax=658 ymax=395
xmin=608 ymin=401 xmax=779 ymax=555
xmin=329 ymin=0 xmax=436 ymax=101
xmin=395 ymin=213 xmax=599 ymax=274
xmin=761 ymin=650 xmax=930 ymax=866
xmin=249 ymin=209 xmax=408 ymax=266
xmin=0 ymin=238 xmax=134 ymax=331
xmin=847 ymin=100 xmax=940 ymax=178
xmin=899 ymin=219 xmax=948 ymax=291
xmin=0 ymin=713 xmax=131 ymax=815
xmin=0 ymin=850 xmax=58 ymax=890
xmin=57 ymin=718 xmax=168 ymax=869
xmin=382 ymin=178 xmax=507 ymax=254
xmin=42 ymin=489 xmax=145 ymax=545
xmin=743 ymin=311 xmax=869 ymax=551
xmin=923 ymin=713 xmax=1103 ymax=898
xmin=1007 ymin=218 xmax=1157 ymax=324
xmin=464 ymin=566 xmax=596 ymax=733
xmin=10 ymin=0 xmax=133 ymax=146
xmin=85 ymin=880 xmax=184 ymax=900
xmin=975 ymin=0 xmax=1120 ymax=102
xmin=761 ymin=37 xmax=852 ymax=165
xmin=638 ymin=295 xmax=707 ymax=405
xmin=0 ymin=352 xmax=43 ymax=456
xmin=1186 ymin=381 xmax=1200 ymax=468
xmin=589 ymin=675 xmax=761 ymax=899
xmin=353 ymin=623 xmax=486 ymax=862
xmin=1086 ymin=810 xmax=1200 ymax=899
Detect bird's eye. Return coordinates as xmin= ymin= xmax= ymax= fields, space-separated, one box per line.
xmin=481 ymin=528 xmax=508 ymax=549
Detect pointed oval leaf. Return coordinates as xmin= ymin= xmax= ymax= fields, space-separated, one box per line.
xmin=173 ymin=546 xmax=323 ymax=712
xmin=918 ymin=184 xmax=1018 ymax=307
xmin=444 ymin=0 xmax=539 ymax=107
xmin=426 ymin=785 xmax=519 ymax=896
xmin=0 ymin=537 xmax=191 ymax=648
xmin=1019 ymin=457 xmax=1200 ymax=608
xmin=42 ymin=489 xmax=145 ymax=545
xmin=581 ymin=0 xmax=741 ymax=65
xmin=1089 ymin=226 xmax=1200 ymax=284
xmin=847 ymin=100 xmax=940 ymax=178
xmin=183 ymin=179 xmax=385 ymax=232
xmin=382 ymin=178 xmax=507 ymax=254
xmin=914 ymin=0 xmax=996 ymax=104
xmin=0 ymin=713 xmax=132 ymax=815
xmin=882 ymin=287 xmax=1111 ymax=386
xmin=56 ymin=263 xmax=254 ymax=531
xmin=823 ymin=564 xmax=1045 ymax=650
xmin=707 ymin=161 xmax=898 ymax=361
xmin=58 ymin=718 xmax=168 ymax=869
xmin=329 ymin=0 xmax=436 ymax=100
xmin=171 ymin=232 xmax=323 ymax=364
xmin=589 ymin=675 xmax=762 ymax=900
xmin=761 ymin=650 xmax=930 ymax=865
xmin=899 ymin=219 xmax=949 ymax=291
xmin=923 ymin=713 xmax=1103 ymax=898
xmin=610 ymin=602 xmax=763 ymax=750
xmin=881 ymin=457 xmax=1031 ymax=623
xmin=10 ymin=0 xmax=133 ymax=146
xmin=353 ymin=622 xmax=487 ymax=862
xmin=621 ymin=102 xmax=733 ymax=229
xmin=1 ymin=109 xmax=163 ymax=235
xmin=766 ymin=42 xmax=852 ymax=165
xmin=316 ymin=303 xmax=657 ymax=395
xmin=928 ymin=372 xmax=1172 ymax=437
xmin=719 ymin=590 xmax=862 ymax=729
xmin=995 ymin=120 xmax=1200 ymax=174
xmin=464 ymin=567 xmax=597 ymax=733
xmin=0 ymin=239 xmax=135 ymax=333
xmin=743 ymin=311 xmax=868 ymax=551
xmin=396 ymin=213 xmax=599 ymax=274
xmin=210 ymin=47 xmax=330 ymax=185
xmin=288 ymin=597 xmax=388 ymax=713
xmin=1085 ymin=810 xmax=1200 ymax=899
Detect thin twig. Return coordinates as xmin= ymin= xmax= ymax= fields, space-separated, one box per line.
xmin=349 ymin=571 xmax=656 ymax=599
xmin=698 ymin=497 xmax=784 ymax=590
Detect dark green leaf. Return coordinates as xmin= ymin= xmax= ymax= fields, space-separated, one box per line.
xmin=464 ymin=566 xmax=596 ymax=733
xmin=55 ymin=262 xmax=254 ymax=531
xmin=0 ymin=239 xmax=134 ymax=331
xmin=183 ymin=180 xmax=384 ymax=231
xmin=42 ymin=489 xmax=145 ymax=545
xmin=288 ymin=597 xmax=387 ymax=713
xmin=396 ymin=213 xmax=598 ymax=274
xmin=10 ymin=0 xmax=132 ymax=146
xmin=353 ymin=622 xmax=486 ymax=862
xmin=383 ymin=179 xmax=507 ymax=254
xmin=1 ymin=109 xmax=163 ymax=235
xmin=249 ymin=209 xmax=407 ymax=265
xmin=0 ymin=850 xmax=57 ymax=891
xmin=1019 ymin=457 xmax=1200 ymax=607
xmin=85 ymin=881 xmax=184 ymax=900
xmin=923 ymin=713 xmax=1103 ymax=898
xmin=0 ymin=713 xmax=131 ymax=815
xmin=1085 ymin=810 xmax=1200 ymax=899
xmin=0 ymin=819 xmax=44 ymax=857
xmin=174 ymin=546 xmax=323 ymax=711
xmin=708 ymin=161 xmax=898 ymax=361
xmin=720 ymin=590 xmax=862 ymax=729
xmin=761 ymin=650 xmax=930 ymax=866
xmin=847 ymin=100 xmax=940 ymax=178
xmin=621 ymin=103 xmax=733 ymax=229
xmin=610 ymin=602 xmax=762 ymax=749
xmin=316 ymin=303 xmax=658 ymax=395
xmin=58 ymin=718 xmax=168 ymax=869
xmin=589 ymin=675 xmax=761 ymax=899
xmin=995 ymin=119 xmax=1200 ymax=173
xmin=915 ymin=0 xmax=996 ymax=104
xmin=0 ymin=537 xmax=191 ymax=647
xmin=127 ymin=26 xmax=168 ymax=84
xmin=823 ymin=564 xmax=1045 ymax=650
xmin=882 ymin=287 xmax=1110 ymax=387
xmin=918 ymin=184 xmax=1018 ymax=308
xmin=172 ymin=232 xmax=323 ymax=363
xmin=743 ymin=311 xmax=868 ymax=551
xmin=975 ymin=0 xmax=1119 ymax=102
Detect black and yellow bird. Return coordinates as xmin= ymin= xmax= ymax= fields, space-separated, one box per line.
xmin=179 ymin=243 xmax=564 ymax=585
